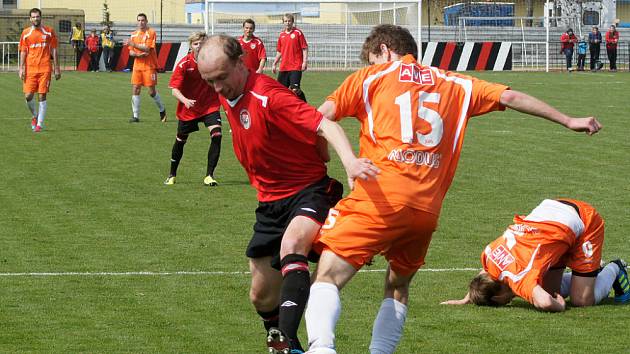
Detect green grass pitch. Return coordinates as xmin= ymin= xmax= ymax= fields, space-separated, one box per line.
xmin=1 ymin=69 xmax=629 ymax=353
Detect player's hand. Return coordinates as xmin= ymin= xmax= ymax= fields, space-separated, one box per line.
xmin=346 ymin=157 xmax=380 ymax=190
xmin=183 ymin=98 xmax=196 ymax=109
xmin=272 ymin=64 xmax=277 ymax=74
xmin=566 ymin=117 xmax=602 ymax=135
xmin=18 ymin=68 xmax=25 ymax=81
xmin=54 ymin=68 xmax=61 ymax=80
xmin=441 ymin=298 xmax=470 ymax=305
xmin=302 ymin=62 xmax=308 ymax=71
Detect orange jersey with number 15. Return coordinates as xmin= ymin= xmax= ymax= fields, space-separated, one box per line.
xmin=327 ymin=54 xmax=509 ymax=215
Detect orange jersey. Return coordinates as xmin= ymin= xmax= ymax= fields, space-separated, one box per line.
xmin=328 ymin=54 xmax=508 ymax=215
xmin=481 ymin=199 xmax=604 ymax=303
xmin=129 ymin=28 xmax=158 ymax=70
xmin=19 ymin=25 xmax=58 ymax=74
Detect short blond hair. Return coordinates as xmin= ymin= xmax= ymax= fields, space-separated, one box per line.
xmin=469 ymin=273 xmax=506 ymax=306
xmin=188 ymin=31 xmax=207 ymax=46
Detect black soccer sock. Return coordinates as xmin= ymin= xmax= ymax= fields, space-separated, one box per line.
xmin=206 ymin=127 xmax=222 ymax=177
xmin=170 ymin=135 xmax=187 ymax=176
xmin=278 ymin=254 xmax=310 ymax=351
xmin=257 ymin=306 xmax=279 ymax=332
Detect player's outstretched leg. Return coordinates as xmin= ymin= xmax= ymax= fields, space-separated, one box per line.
xmin=204 ymin=126 xmax=222 ymax=186
xmin=25 ymin=97 xmax=37 ymax=131
xmin=130 ymin=95 xmax=141 ymax=123
xmin=611 ymin=259 xmax=630 ymax=303
xmin=149 ymin=91 xmax=166 ymax=122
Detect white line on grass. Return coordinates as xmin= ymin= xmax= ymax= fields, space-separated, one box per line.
xmin=0 ymin=268 xmax=480 ymax=277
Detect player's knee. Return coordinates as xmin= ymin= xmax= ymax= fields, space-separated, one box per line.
xmin=176 ymin=134 xmax=188 ymax=143
xmin=571 ymin=293 xmax=595 ymax=307
xmin=249 ymin=287 xmax=275 ymax=310
xmin=210 ymin=126 xmax=222 ymax=139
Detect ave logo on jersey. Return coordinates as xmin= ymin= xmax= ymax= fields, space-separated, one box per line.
xmin=399 ymin=64 xmax=434 ymax=85
xmin=489 ymin=245 xmax=515 ymax=270
xmin=239 ymin=109 xmax=251 ymax=129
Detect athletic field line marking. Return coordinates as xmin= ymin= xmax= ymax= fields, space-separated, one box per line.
xmin=0 ymin=268 xmax=480 ymax=277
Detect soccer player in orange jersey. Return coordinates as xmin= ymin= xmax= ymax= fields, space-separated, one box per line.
xmin=18 ymin=8 xmax=60 ymax=133
xmin=442 ymin=199 xmax=630 ymax=311
xmin=124 ymin=13 xmax=166 ymax=123
xmin=304 ymin=25 xmax=602 ymax=354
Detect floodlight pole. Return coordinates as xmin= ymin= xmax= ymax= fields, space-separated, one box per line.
xmin=545 ymin=0 xmax=550 ymax=72
xmin=204 ymin=0 xmax=209 ymax=34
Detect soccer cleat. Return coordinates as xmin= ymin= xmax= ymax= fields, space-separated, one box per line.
xmin=31 ymin=117 xmax=37 ymax=130
xmin=163 ymin=176 xmax=176 ymax=185
xmin=203 ymin=175 xmax=218 ymax=186
xmin=129 ymin=116 xmax=140 ymax=123
xmin=611 ymin=259 xmax=630 ymax=303
xmin=34 ymin=125 xmax=42 ymax=132
xmin=160 ymin=110 xmax=167 ymax=123
xmin=267 ymin=328 xmax=290 ymax=354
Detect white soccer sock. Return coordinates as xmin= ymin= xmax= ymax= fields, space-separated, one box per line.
xmin=37 ymin=101 xmax=47 ymax=126
xmin=594 ymin=262 xmax=620 ymax=304
xmin=369 ymin=298 xmax=407 ymax=354
xmin=152 ymin=93 xmax=165 ymax=112
xmin=305 ymin=282 xmax=341 ymax=351
xmin=26 ymin=99 xmax=36 ymax=116
xmin=132 ymin=95 xmax=141 ymax=118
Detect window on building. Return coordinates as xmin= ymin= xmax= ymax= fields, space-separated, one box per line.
xmin=59 ymin=20 xmax=72 ymax=33
xmin=2 ymin=0 xmax=18 ymax=9
xmin=583 ymin=11 xmax=600 ymax=26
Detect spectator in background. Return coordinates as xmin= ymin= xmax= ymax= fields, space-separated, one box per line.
xmin=238 ymin=19 xmax=267 ymax=73
xmin=560 ymin=28 xmax=577 ymax=72
xmin=577 ymin=35 xmax=587 ymax=71
xmin=605 ymin=24 xmax=619 ymax=72
xmin=85 ymin=29 xmax=100 ymax=72
xmin=70 ymin=22 xmax=84 ymax=69
xmin=588 ymin=26 xmax=602 ymax=71
xmin=101 ymin=25 xmax=115 ymax=72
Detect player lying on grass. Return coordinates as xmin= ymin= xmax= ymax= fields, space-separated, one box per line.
xmin=442 ymin=199 xmax=630 ymax=312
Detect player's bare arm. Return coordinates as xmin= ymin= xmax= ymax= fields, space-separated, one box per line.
xmin=171 ymin=88 xmax=196 ymax=109
xmin=301 ymin=48 xmax=308 ymax=71
xmin=499 ymin=90 xmax=602 ymax=135
xmin=441 ymin=292 xmax=472 ymax=305
xmin=272 ymin=52 xmax=281 ymax=73
xmin=257 ymin=58 xmax=266 ymax=74
xmin=317 ymin=114 xmax=380 ymax=190
xmin=52 ymin=48 xmax=61 ymax=80
xmin=531 ymin=285 xmax=566 ymax=312
xmin=18 ymin=50 xmax=26 ymax=81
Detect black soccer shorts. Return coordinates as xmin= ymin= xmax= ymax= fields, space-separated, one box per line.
xmin=245 ymin=175 xmax=343 ymax=269
xmin=177 ymin=111 xmax=221 ymax=135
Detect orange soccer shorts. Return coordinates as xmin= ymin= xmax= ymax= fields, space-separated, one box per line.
xmin=313 ymin=198 xmax=439 ymax=276
xmin=131 ymin=69 xmax=157 ymax=87
xmin=23 ymin=71 xmax=51 ymax=94
xmin=555 ymin=199 xmax=604 ymax=274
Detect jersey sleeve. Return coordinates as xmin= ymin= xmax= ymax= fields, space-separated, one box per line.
xmin=267 ymin=85 xmax=323 ymax=145
xmin=147 ymin=30 xmax=156 ymax=49
xmin=50 ymin=28 xmax=58 ymax=49
xmin=258 ymin=41 xmax=267 ymax=61
xmin=299 ymin=30 xmax=308 ymax=49
xmin=326 ymin=69 xmax=366 ymax=121
xmin=467 ymin=75 xmax=509 ymax=117
xmin=19 ymin=31 xmax=27 ymax=52
xmin=168 ymin=58 xmax=186 ymax=89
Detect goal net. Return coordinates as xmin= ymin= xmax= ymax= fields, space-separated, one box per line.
xmin=201 ymin=0 xmax=421 ymax=70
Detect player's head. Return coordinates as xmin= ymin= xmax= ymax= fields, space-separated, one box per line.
xmin=76 ymin=22 xmax=82 ymax=28
xmin=243 ymin=19 xmax=255 ymax=38
xmin=610 ymin=24 xmax=616 ymax=32
xmin=188 ymin=31 xmax=207 ymax=56
xmin=283 ymin=13 xmax=295 ymax=31
xmin=29 ymin=8 xmax=42 ymax=27
xmin=592 ymin=26 xmax=598 ymax=33
xmin=468 ymin=272 xmax=514 ymax=307
xmin=91 ymin=29 xmax=96 ymax=35
xmin=198 ymin=34 xmax=247 ymax=100
xmin=360 ymin=24 xmax=417 ymax=64
xmin=137 ymin=13 xmax=148 ymax=29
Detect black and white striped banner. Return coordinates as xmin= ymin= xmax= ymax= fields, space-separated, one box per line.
xmin=421 ymin=42 xmax=512 ymax=71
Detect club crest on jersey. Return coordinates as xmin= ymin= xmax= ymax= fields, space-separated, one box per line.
xmin=290 ymin=33 xmax=296 ymax=39
xmin=489 ymin=245 xmax=515 ymax=270
xmin=398 ymin=64 xmax=434 ymax=85
xmin=239 ymin=109 xmax=251 ymax=129
xmin=250 ymin=43 xmax=256 ymax=49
